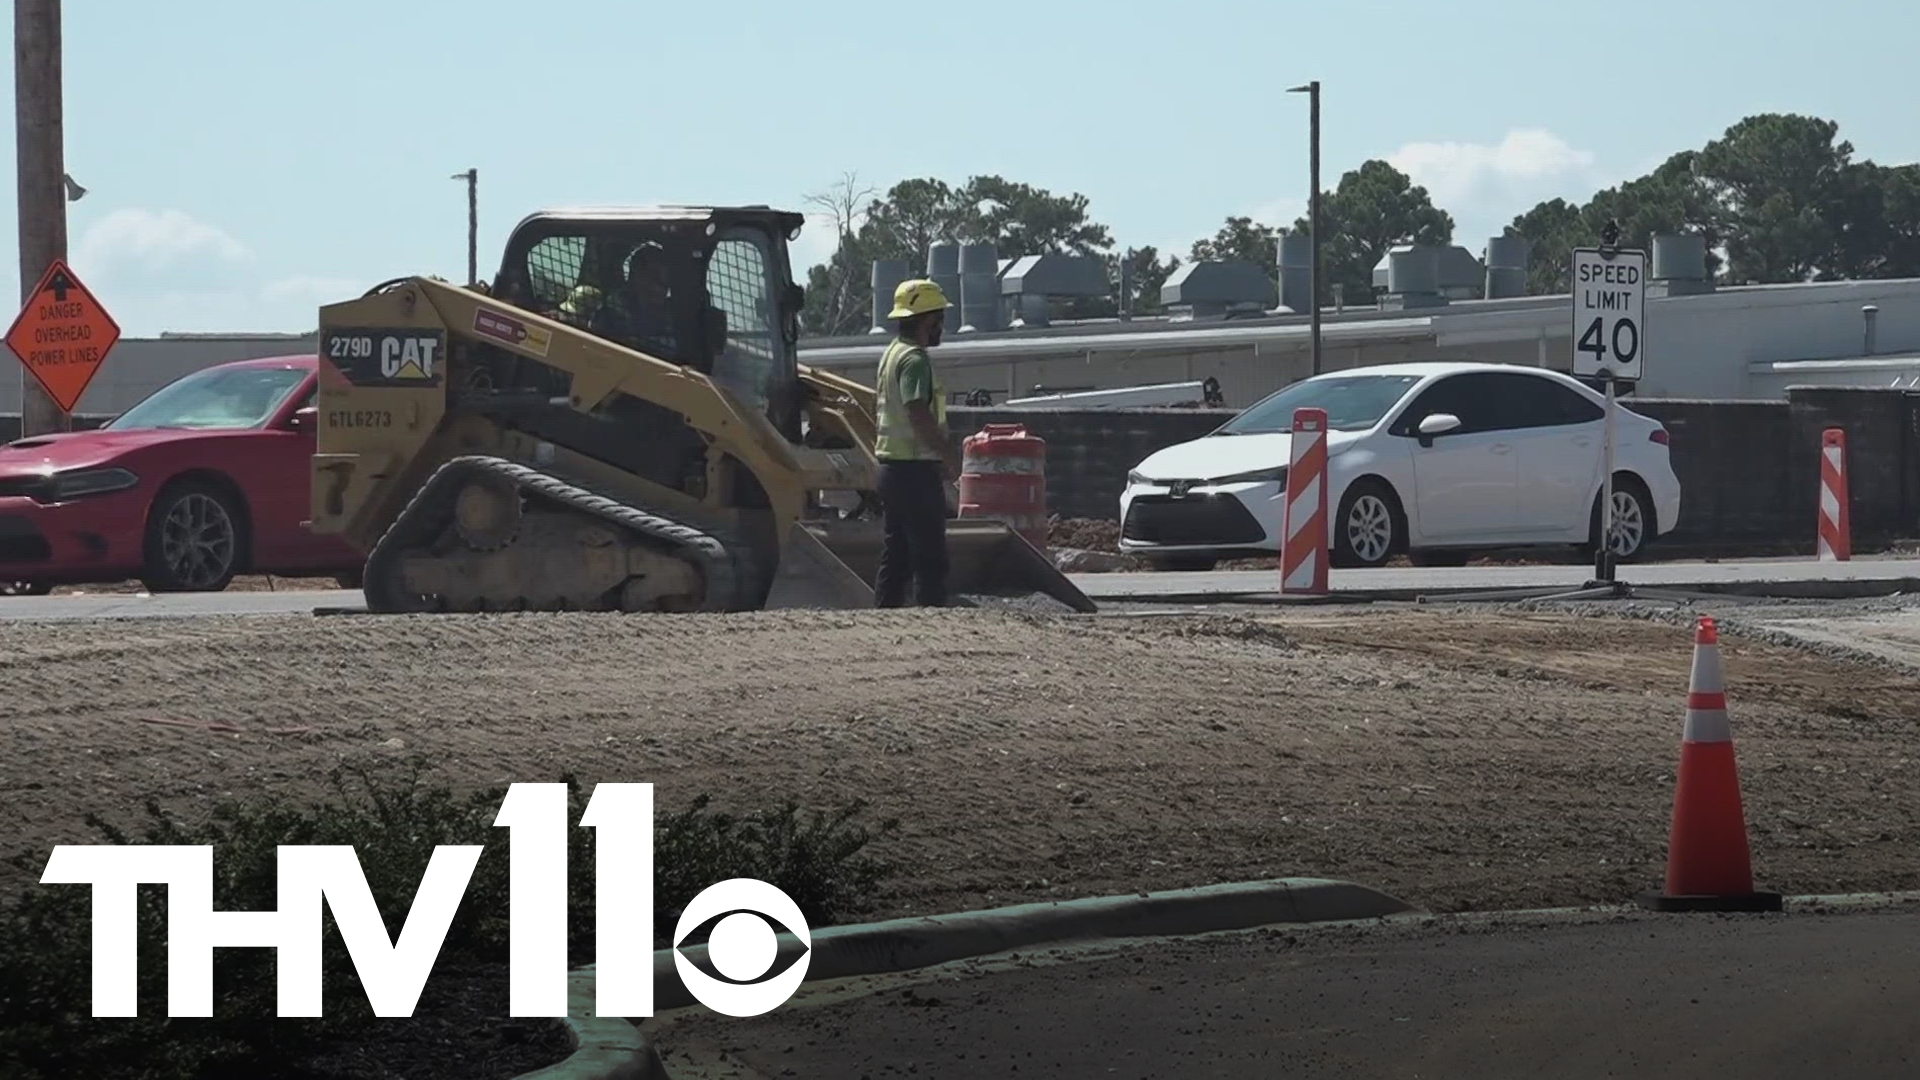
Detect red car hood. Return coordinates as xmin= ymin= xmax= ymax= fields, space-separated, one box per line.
xmin=0 ymin=427 xmax=216 ymax=475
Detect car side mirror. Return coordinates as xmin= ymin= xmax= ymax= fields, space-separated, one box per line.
xmin=1416 ymin=412 xmax=1460 ymax=447
xmin=288 ymin=405 xmax=317 ymax=432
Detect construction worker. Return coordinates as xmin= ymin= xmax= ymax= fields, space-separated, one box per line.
xmin=872 ymin=278 xmax=960 ymax=608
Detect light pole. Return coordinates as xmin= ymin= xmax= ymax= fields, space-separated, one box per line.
xmin=1287 ymin=80 xmax=1321 ymax=376
xmin=451 ymin=168 xmax=477 ymax=285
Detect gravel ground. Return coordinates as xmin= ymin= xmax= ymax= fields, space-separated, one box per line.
xmin=4 ymin=604 xmax=1917 ymax=920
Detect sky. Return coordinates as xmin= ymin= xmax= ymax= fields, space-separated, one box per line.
xmin=0 ymin=0 xmax=1912 ymax=337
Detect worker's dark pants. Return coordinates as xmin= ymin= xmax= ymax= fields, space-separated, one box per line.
xmin=874 ymin=460 xmax=949 ymax=608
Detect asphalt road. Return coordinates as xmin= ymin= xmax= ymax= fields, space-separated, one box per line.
xmin=3 ymin=556 xmax=1919 ymax=620
xmin=652 ymin=900 xmax=1920 ymax=1080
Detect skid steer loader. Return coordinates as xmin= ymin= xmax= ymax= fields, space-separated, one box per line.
xmin=306 ymin=204 xmax=1095 ymax=615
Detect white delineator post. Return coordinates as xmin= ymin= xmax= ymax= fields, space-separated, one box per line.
xmin=1817 ymin=426 xmax=1850 ymax=562
xmin=1280 ymin=407 xmax=1329 ymax=595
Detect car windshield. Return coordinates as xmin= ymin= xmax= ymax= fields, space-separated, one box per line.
xmin=1214 ymin=373 xmax=1425 ymax=434
xmin=104 ymin=365 xmax=308 ymax=431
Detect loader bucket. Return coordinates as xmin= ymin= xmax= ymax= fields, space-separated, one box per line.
xmin=762 ymin=518 xmax=1098 ymax=613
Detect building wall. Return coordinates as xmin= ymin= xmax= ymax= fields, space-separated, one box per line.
xmin=945 ymin=386 xmax=1920 ymax=555
xmin=1634 ymin=283 xmax=1918 ymax=399
xmin=824 ymin=334 xmax=1552 ymax=412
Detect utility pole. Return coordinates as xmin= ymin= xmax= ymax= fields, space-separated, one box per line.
xmin=451 ymin=168 xmax=477 ymax=285
xmin=1287 ymin=80 xmax=1322 ymax=376
xmin=15 ymin=0 xmax=68 ymax=435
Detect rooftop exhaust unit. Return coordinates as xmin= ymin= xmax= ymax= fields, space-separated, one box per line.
xmin=957 ymin=242 xmax=1001 ymax=333
xmin=868 ymin=258 xmax=909 ymax=334
xmin=1276 ymin=232 xmax=1312 ymax=313
xmin=1647 ymin=234 xmax=1715 ymax=297
xmin=1158 ymin=259 xmax=1274 ymax=321
xmin=927 ymin=242 xmax=963 ymax=335
xmin=1484 ymin=235 xmax=1530 ymax=299
xmin=998 ymin=253 xmax=1110 ymax=328
xmin=1372 ymin=245 xmax=1483 ymax=307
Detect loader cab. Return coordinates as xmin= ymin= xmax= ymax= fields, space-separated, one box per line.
xmin=492 ymin=205 xmax=809 ymax=441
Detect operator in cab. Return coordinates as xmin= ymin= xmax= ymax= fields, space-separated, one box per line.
xmin=872 ymin=278 xmax=961 ymax=608
xmin=591 ymin=242 xmax=679 ymax=359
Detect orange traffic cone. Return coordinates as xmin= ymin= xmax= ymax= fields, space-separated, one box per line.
xmin=1638 ymin=616 xmax=1784 ymax=912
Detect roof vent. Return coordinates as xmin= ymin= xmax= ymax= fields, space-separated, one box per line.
xmin=1158 ymin=260 xmax=1274 ymax=321
xmin=1484 ymin=235 xmax=1530 ymax=299
xmin=1376 ymin=247 xmax=1449 ymax=310
xmin=1276 ymin=232 xmax=1312 ymax=314
xmin=999 ymin=254 xmax=1109 ymax=328
xmin=926 ymin=242 xmax=963 ymax=334
xmin=869 ymin=259 xmax=909 ymax=333
xmin=957 ymin=242 xmax=1001 ymax=333
xmin=1648 ymin=234 xmax=1715 ymax=297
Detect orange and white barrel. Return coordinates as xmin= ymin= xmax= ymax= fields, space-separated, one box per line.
xmin=958 ymin=423 xmax=1048 ymax=553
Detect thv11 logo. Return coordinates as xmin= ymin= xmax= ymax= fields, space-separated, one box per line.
xmin=38 ymin=783 xmax=810 ymax=1020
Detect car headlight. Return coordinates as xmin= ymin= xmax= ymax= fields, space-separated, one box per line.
xmin=1127 ymin=470 xmax=1150 ymax=485
xmin=37 ymin=467 xmax=140 ymax=502
xmin=1208 ymin=465 xmax=1287 ymax=485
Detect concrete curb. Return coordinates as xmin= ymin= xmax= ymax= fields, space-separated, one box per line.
xmin=647 ymin=876 xmax=1413 ymax=1012
xmin=1088 ymin=576 xmax=1920 ymax=606
xmin=511 ymin=967 xmax=670 ymax=1080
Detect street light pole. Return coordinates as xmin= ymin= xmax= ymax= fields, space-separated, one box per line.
xmin=451 ymin=168 xmax=477 ymax=286
xmin=1288 ymin=80 xmax=1322 ymax=376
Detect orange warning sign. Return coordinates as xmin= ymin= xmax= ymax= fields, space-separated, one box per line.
xmin=5 ymin=259 xmax=121 ymax=413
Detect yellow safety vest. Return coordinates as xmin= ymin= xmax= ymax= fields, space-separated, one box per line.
xmin=874 ymin=337 xmax=945 ymax=461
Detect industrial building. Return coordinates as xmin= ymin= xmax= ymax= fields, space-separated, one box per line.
xmin=6 ymin=233 xmax=1915 ymax=419
xmin=797 ymin=233 xmax=1920 ymax=408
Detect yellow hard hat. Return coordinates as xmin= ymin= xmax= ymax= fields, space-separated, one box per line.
xmin=560 ymin=284 xmax=604 ymax=316
xmin=888 ymin=278 xmax=951 ymax=319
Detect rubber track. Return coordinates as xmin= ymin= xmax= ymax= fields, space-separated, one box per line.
xmin=361 ymin=454 xmax=761 ymax=614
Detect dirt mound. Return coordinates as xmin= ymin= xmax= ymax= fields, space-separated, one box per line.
xmin=4 ymin=606 xmax=1917 ymax=918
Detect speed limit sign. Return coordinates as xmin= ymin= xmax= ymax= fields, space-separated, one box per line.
xmin=1571 ymin=246 xmax=1646 ymax=382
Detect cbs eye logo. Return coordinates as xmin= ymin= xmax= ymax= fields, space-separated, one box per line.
xmin=672 ymin=878 xmax=812 ymax=1016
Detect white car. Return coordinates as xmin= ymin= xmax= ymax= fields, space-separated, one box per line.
xmin=1119 ymin=361 xmax=1681 ymax=570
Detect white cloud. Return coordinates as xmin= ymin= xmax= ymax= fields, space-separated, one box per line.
xmin=1246 ymin=197 xmax=1307 ymax=231
xmin=261 ymin=275 xmax=366 ymax=306
xmin=1388 ymin=129 xmax=1599 ymax=211
xmin=72 ymin=208 xmax=252 ymax=279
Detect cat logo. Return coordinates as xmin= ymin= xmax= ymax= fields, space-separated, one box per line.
xmin=379 ymin=335 xmax=439 ymax=381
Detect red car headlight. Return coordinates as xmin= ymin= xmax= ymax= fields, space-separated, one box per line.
xmin=34 ymin=467 xmax=140 ymax=502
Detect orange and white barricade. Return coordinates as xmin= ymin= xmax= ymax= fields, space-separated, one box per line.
xmin=1280 ymin=407 xmax=1329 ymax=596
xmin=1817 ymin=427 xmax=1850 ymax=561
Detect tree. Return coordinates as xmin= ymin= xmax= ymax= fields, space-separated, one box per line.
xmin=797 ymin=174 xmax=1117 ymax=336
xmin=1505 ymin=113 xmax=1920 ymax=292
xmin=799 ymin=171 xmax=879 ymax=340
xmin=1189 ymin=216 xmax=1280 ymax=277
xmin=1695 ymin=113 xmax=1856 ymax=283
xmin=1290 ymin=160 xmax=1453 ymax=306
xmin=1183 ymin=162 xmax=1454 ymax=309
xmin=1118 ymin=245 xmax=1181 ymax=315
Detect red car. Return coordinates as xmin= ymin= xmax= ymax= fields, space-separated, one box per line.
xmin=0 ymin=353 xmax=365 ymax=594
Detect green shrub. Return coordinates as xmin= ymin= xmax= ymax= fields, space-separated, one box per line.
xmin=0 ymin=760 xmax=900 ymax=1080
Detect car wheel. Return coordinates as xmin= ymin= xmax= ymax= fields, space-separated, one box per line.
xmin=1333 ymin=479 xmax=1402 ymax=569
xmin=141 ymin=481 xmax=244 ymax=592
xmin=1587 ymin=477 xmax=1654 ymax=563
xmin=1145 ymin=553 xmax=1218 ymax=572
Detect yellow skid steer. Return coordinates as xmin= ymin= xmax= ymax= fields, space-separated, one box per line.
xmin=305 ymin=205 xmax=1094 ymax=615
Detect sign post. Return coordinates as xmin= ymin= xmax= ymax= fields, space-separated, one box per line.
xmin=1415 ymin=220 xmax=1721 ymax=607
xmin=1570 ymin=222 xmax=1646 ymax=585
xmin=4 ymin=257 xmax=120 ymax=417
